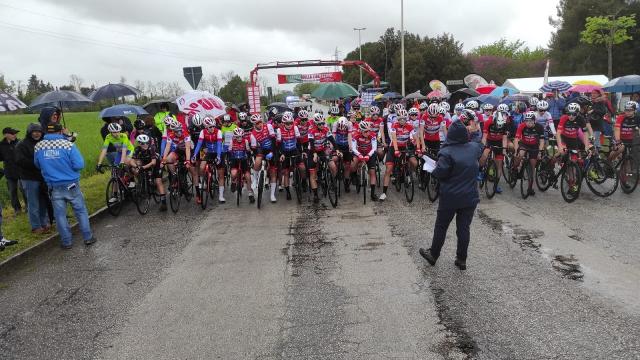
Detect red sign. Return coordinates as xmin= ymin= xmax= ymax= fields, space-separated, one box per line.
xmin=277 ymin=72 xmax=342 ymax=84
xmin=246 ymin=84 xmax=261 ymax=114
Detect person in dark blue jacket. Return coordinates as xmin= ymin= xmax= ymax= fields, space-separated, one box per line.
xmin=34 ymin=123 xmax=96 ymax=249
xmin=419 ymin=117 xmax=483 ymax=270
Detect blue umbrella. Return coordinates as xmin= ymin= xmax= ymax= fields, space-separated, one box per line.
xmin=29 ymin=90 xmax=94 ymax=110
xmin=478 ymin=95 xmax=500 ymax=106
xmin=603 ymin=75 xmax=640 ymax=93
xmin=502 ymin=94 xmax=531 ymax=104
xmin=490 ymin=86 xmax=518 ymax=97
xmin=90 ymin=83 xmax=141 ymax=102
xmin=540 ymin=80 xmax=572 ymax=92
xmin=99 ymin=104 xmax=148 ymax=119
xmin=382 ymin=91 xmax=402 ymax=100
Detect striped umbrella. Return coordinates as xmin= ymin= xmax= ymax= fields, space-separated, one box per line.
xmin=540 ymin=80 xmax=572 ymax=92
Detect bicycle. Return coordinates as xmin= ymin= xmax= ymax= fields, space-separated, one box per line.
xmin=535 ymin=149 xmax=583 ymax=203
xmin=612 ymin=143 xmax=639 ymax=194
xmin=510 ymin=149 xmax=542 ymax=200
xmin=166 ymin=158 xmax=193 ymax=213
xmin=255 ymin=155 xmax=272 ymax=209
xmin=393 ymin=150 xmax=415 ymax=203
xmin=354 ymin=157 xmax=369 ymax=205
xmin=133 ymin=165 xmax=156 ymax=215
xmin=481 ymin=145 xmax=504 ymax=199
xmin=579 ymin=147 xmax=618 ymax=197
xmin=324 ymin=152 xmax=339 ymax=208
xmin=198 ymin=157 xmax=219 ymax=210
xmin=290 ymin=154 xmax=305 ymax=205
xmin=419 ymin=149 xmax=439 ymax=202
xmin=100 ymin=164 xmax=135 ymax=217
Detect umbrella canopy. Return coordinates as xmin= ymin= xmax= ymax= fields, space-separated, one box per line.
xmin=99 ymin=104 xmax=148 ymax=119
xmin=490 ymin=86 xmax=518 ymax=97
xmin=404 ymin=91 xmax=427 ymax=100
xmin=503 ymin=94 xmax=531 ymax=103
xmin=311 ymin=82 xmax=359 ymax=100
xmin=381 ymin=91 xmax=402 ymax=100
xmin=573 ymin=79 xmax=602 ymax=86
xmin=266 ymin=102 xmax=291 ymax=115
xmin=568 ymin=84 xmax=603 ymax=93
xmin=0 ymin=90 xmax=27 ymax=112
xmin=603 ymin=75 xmax=640 ymax=93
xmin=475 ymin=84 xmax=497 ymax=95
xmin=449 ymin=88 xmax=479 ymax=105
xmin=142 ymin=99 xmax=178 ymax=115
xmin=29 ymin=90 xmax=94 ymax=110
xmin=540 ymin=80 xmax=572 ymax=92
xmin=176 ymin=90 xmax=226 ymax=118
xmin=90 ymin=83 xmax=141 ymax=102
xmin=426 ymin=90 xmax=444 ymax=99
xmin=477 ymin=95 xmax=500 ymax=106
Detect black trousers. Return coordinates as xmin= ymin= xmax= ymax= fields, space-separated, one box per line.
xmin=429 ymin=206 xmax=476 ymax=261
xmin=6 ymin=177 xmax=26 ymax=211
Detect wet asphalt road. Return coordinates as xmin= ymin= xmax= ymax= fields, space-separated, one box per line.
xmin=0 ymin=178 xmax=639 ymax=359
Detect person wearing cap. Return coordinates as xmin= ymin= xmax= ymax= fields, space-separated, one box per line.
xmin=34 ymin=123 xmax=96 ymax=249
xmin=0 ymin=126 xmax=26 ymax=214
xmin=16 ymin=123 xmax=52 ymax=234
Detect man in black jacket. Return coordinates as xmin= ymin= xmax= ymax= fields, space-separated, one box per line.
xmin=15 ymin=123 xmax=52 ymax=233
xmin=0 ymin=127 xmax=26 ymax=213
xmin=419 ymin=116 xmax=483 ymax=270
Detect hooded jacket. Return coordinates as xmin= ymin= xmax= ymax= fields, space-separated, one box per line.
xmin=38 ymin=106 xmax=59 ymax=130
xmin=0 ymin=134 xmax=20 ymax=179
xmin=432 ymin=120 xmax=483 ymax=210
xmin=15 ymin=123 xmax=45 ymax=182
xmin=34 ymin=133 xmax=84 ymax=186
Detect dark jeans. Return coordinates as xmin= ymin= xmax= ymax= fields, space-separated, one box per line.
xmin=429 ymin=206 xmax=476 ymax=261
xmin=22 ymin=180 xmax=50 ymax=230
xmin=6 ymin=177 xmax=26 ymax=212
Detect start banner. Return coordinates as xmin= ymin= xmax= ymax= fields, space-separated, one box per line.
xmin=277 ymin=72 xmax=342 ymax=84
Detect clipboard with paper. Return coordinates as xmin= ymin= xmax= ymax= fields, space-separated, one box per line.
xmin=422 ymin=155 xmax=437 ymax=173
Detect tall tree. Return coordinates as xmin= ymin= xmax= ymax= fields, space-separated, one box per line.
xmin=293 ymin=82 xmax=320 ymax=97
xmin=218 ymin=75 xmax=247 ymax=104
xmin=580 ymin=14 xmax=636 ymax=78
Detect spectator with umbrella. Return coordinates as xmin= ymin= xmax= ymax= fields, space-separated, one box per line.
xmin=0 ymin=127 xmax=26 ymax=214
xmin=15 ymin=123 xmax=52 ymax=233
xmin=541 ymin=81 xmax=571 ymax=126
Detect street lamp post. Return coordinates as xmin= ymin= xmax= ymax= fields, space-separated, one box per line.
xmin=354 ymin=27 xmax=366 ymax=87
xmin=400 ymin=0 xmax=405 ymax=96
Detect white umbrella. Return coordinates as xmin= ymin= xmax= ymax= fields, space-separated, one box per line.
xmin=176 ymin=90 xmax=226 ymax=118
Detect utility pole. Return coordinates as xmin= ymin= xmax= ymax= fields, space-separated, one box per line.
xmin=353 ymin=27 xmax=366 ymax=87
xmin=334 ymin=47 xmax=340 ymax=72
xmin=400 ymin=0 xmax=405 ymax=96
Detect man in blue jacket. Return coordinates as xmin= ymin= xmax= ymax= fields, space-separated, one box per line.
xmin=35 ymin=123 xmax=96 ymax=249
xmin=419 ymin=115 xmax=483 ymax=270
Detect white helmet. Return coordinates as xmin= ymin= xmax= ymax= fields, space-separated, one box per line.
xmin=454 ymin=103 xmax=465 ymax=112
xmin=203 ymin=116 xmax=216 ymax=128
xmin=250 ymin=114 xmax=263 ymax=124
xmin=497 ymin=103 xmax=509 ymax=113
xmin=382 ymin=108 xmax=389 ymax=117
xmin=408 ymin=107 xmax=419 ymax=116
xmin=313 ymin=112 xmax=325 ymax=124
xmin=529 ymin=97 xmax=539 ymax=106
xmin=427 ymin=103 xmax=439 ymax=116
xmin=567 ymin=103 xmax=581 ymax=114
xmin=136 ymin=134 xmax=150 ymax=144
xmin=170 ymin=122 xmax=183 ymax=132
xmin=282 ymin=112 xmax=294 ymax=123
xmin=397 ymin=109 xmax=408 ymax=119
xmin=482 ymin=103 xmax=494 ymax=111
xmin=466 ymin=100 xmax=479 ymax=110
xmin=419 ymin=102 xmax=429 ymax=110
xmin=330 ymin=105 xmax=339 ymax=115
xmin=394 ymin=103 xmax=405 ymax=111
xmin=524 ymin=111 xmax=536 ymax=120
xmin=107 ymin=123 xmax=122 ymax=133
xmin=336 ymin=117 xmax=349 ymax=130
xmin=347 ymin=110 xmax=356 ymax=118
xmin=163 ymin=115 xmax=175 ymax=126
xmin=222 ymin=114 xmax=231 ymax=122
xmin=624 ymin=101 xmax=637 ymax=111
xmin=298 ymin=110 xmax=309 ymax=119
xmin=190 ymin=113 xmax=203 ymax=127
xmin=359 ymin=121 xmax=372 ymax=132
xmin=370 ymin=106 xmax=380 ymax=115
xmin=537 ymin=100 xmax=549 ymax=111
xmin=233 ymin=127 xmax=244 ymax=137
xmin=238 ymin=112 xmax=248 ymax=121
xmin=438 ymin=106 xmax=447 ymax=115
xmin=439 ymin=101 xmax=450 ymax=111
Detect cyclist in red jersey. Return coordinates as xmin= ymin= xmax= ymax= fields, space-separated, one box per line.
xmin=610 ymin=101 xmax=639 ymax=161
xmin=366 ymin=106 xmax=386 ymax=160
xmin=514 ymin=111 xmax=545 ymax=196
xmin=228 ymin=127 xmax=254 ymax=203
xmin=277 ymin=112 xmax=306 ymax=200
xmin=556 ymin=103 xmax=592 ymax=157
xmin=481 ymin=108 xmax=509 ymax=193
xmin=419 ymin=103 xmax=444 ymax=155
xmin=351 ymin=121 xmax=379 ymax=201
xmin=380 ymin=109 xmax=418 ymax=201
xmin=249 ymin=113 xmax=278 ymax=203
xmin=308 ymin=113 xmax=337 ymax=203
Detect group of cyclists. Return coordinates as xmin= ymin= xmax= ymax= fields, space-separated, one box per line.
xmin=95 ymin=92 xmax=640 ymax=212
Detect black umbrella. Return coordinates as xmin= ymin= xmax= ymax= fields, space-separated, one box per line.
xmin=266 ymin=102 xmax=291 ymax=114
xmin=448 ymin=88 xmax=479 ymax=105
xmin=0 ymin=90 xmax=27 ymax=112
xmin=90 ymin=83 xmax=141 ymax=102
xmin=29 ymin=90 xmax=94 ymax=110
xmin=142 ymin=98 xmax=178 ymax=116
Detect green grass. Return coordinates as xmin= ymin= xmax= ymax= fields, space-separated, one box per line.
xmin=0 ymin=111 xmax=113 ymax=262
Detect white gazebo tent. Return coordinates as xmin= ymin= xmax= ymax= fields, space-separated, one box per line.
xmin=503 ymin=75 xmax=609 ymax=94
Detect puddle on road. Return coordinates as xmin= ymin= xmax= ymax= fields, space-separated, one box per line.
xmin=478 ymin=210 xmax=584 ymax=281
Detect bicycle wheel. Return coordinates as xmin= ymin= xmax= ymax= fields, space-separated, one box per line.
xmin=535 ymin=160 xmax=553 ymax=192
xmin=585 ymin=158 xmax=618 ymax=197
xmin=200 ymin=177 xmax=208 ymax=210
xmin=503 ymin=153 xmax=513 ymax=185
xmin=361 ymin=165 xmax=368 ymax=205
xmin=375 ymin=161 xmax=381 ymax=188
xmin=327 ymin=171 xmax=338 ymax=208
xmin=321 ymin=166 xmax=329 ymax=197
xmin=135 ymin=173 xmax=150 ymax=215
xmin=294 ymin=168 xmax=303 ymax=204
xmin=560 ymin=161 xmax=582 ymax=203
xmin=354 ymin=166 xmax=362 ymax=194
xmin=236 ymin=175 xmax=242 ymax=207
xmin=182 ymin=171 xmax=193 ymax=202
xmin=427 ymin=173 xmax=439 ymax=202
xmin=394 ymin=166 xmax=403 ymax=192
xmin=519 ymin=162 xmax=532 ymax=199
xmin=169 ymin=173 xmax=181 ymax=213
xmin=619 ymin=156 xmax=639 ymax=194
xmin=106 ymin=177 xmax=124 ymax=216
xmin=485 ymin=160 xmax=499 ymax=199
xmin=257 ymin=170 xmax=265 ymax=209
xmin=208 ymin=171 xmax=217 ymax=200
xmin=404 ymin=168 xmax=414 ymax=203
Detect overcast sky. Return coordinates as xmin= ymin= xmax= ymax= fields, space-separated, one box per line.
xmin=0 ymin=0 xmax=559 ymax=91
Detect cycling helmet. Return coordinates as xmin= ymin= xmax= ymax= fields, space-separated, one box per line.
xmin=394 ymin=103 xmax=405 ymax=111
xmin=495 ymin=112 xmax=507 ymax=128
xmin=537 ymin=100 xmax=549 ymax=111
xmin=459 ymin=109 xmax=477 ymax=124
xmin=107 ymin=123 xmax=122 ymax=133
xmin=408 ymin=107 xmax=419 ymax=116
xmin=270 ymin=107 xmax=278 ymax=116
xmin=250 ymin=114 xmax=262 ymax=123
xmin=370 ymin=106 xmax=380 ymax=115
xmin=190 ymin=113 xmax=203 ymax=127
xmin=567 ymin=102 xmax=581 ymax=114
xmin=624 ymin=101 xmax=637 ymax=111
xmin=347 ymin=110 xmax=356 ymax=118
xmin=438 ymin=106 xmax=447 ymax=115
xmin=203 ymin=116 xmax=216 ymax=128
xmin=439 ymin=101 xmax=450 ymax=112
xmin=466 ymin=100 xmax=479 ymax=110
xmin=282 ymin=112 xmax=294 ymax=123
xmin=238 ymin=112 xmax=247 ymax=121
xmin=330 ymin=105 xmax=339 ymax=115
xmin=134 ymin=119 xmax=145 ymax=130
xmin=524 ymin=111 xmax=536 ymax=121
xmin=497 ymin=103 xmax=509 ymax=113
xmin=298 ymin=110 xmax=309 ymax=119
xmin=397 ymin=109 xmax=408 ymax=119
xmin=351 ymin=102 xmax=361 ymax=110
xmin=170 ymin=123 xmax=183 ymax=132
xmin=163 ymin=115 xmax=175 ymax=126
xmin=136 ymin=134 xmax=150 ymax=144
xmin=359 ymin=121 xmax=371 ymax=132
xmin=419 ymin=102 xmax=429 ymax=110
xmin=336 ymin=117 xmax=349 ymax=130
xmin=222 ymin=114 xmax=231 ymax=122
xmin=427 ymin=103 xmax=439 ymax=116
xmin=313 ymin=113 xmax=325 ymax=124
xmin=233 ymin=128 xmax=244 ymax=137
xmin=454 ymin=103 xmax=465 ymax=112
xmin=382 ymin=108 xmax=389 ymax=117
xmin=529 ymin=97 xmax=539 ymax=106
xmin=482 ymin=103 xmax=494 ymax=111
